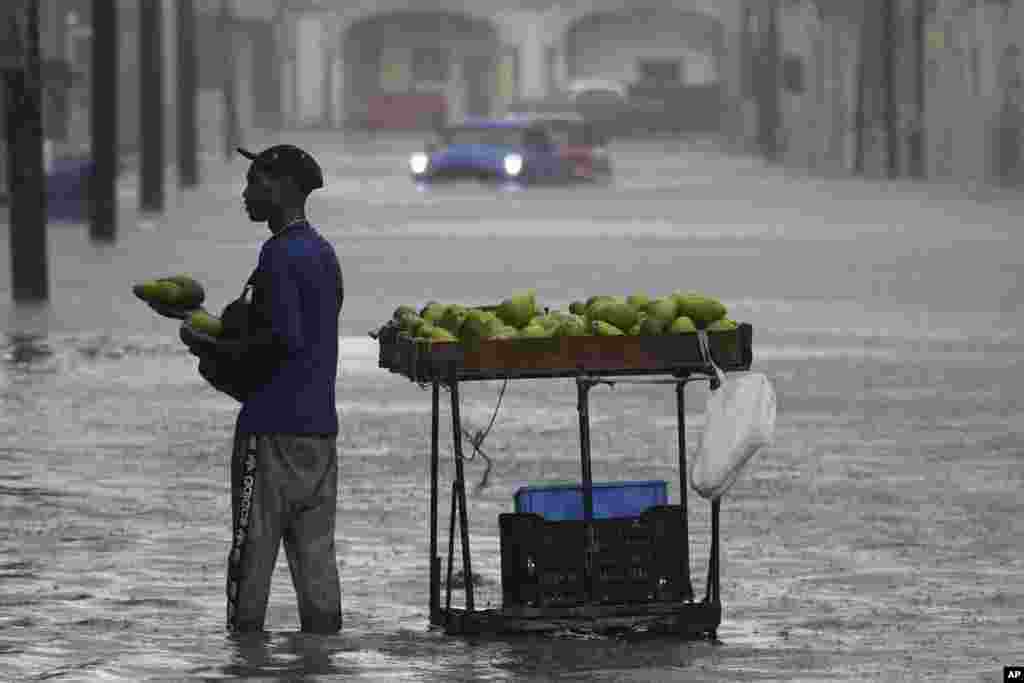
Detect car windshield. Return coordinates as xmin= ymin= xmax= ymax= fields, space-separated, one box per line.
xmin=443 ymin=127 xmax=525 ymax=147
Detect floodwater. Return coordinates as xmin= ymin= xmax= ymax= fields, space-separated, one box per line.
xmin=1 ymin=134 xmax=1022 ymax=681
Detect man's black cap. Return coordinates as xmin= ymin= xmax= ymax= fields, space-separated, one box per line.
xmin=238 ymin=144 xmax=324 ymax=193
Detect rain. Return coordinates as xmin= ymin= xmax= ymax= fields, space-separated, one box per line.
xmin=1 ymin=1 xmax=1023 ymax=681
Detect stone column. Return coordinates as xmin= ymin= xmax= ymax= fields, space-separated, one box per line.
xmin=496 ymin=46 xmax=517 ymax=115
xmin=294 ymin=12 xmax=327 ymax=128
xmin=276 ymin=4 xmax=293 ymax=129
xmin=548 ymin=39 xmax=569 ymax=93
xmin=235 ymin=29 xmax=254 ymax=137
xmin=447 ymin=54 xmax=465 ymax=124
xmin=716 ymin=0 xmax=749 ymax=150
xmin=519 ymin=13 xmax=546 ymax=100
xmin=331 ymin=50 xmax=344 ymax=129
xmin=327 ymin=12 xmax=344 ymax=130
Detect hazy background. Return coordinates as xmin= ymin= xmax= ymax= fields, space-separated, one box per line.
xmin=2 ymin=1 xmax=1023 ymax=681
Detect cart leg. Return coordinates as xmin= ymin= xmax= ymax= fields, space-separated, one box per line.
xmin=449 ymin=376 xmax=475 ymax=612
xmin=675 ymin=379 xmax=694 ymax=602
xmin=705 ymin=498 xmax=720 ymax=605
xmin=712 ymin=498 xmax=720 ymax=605
xmin=430 ymin=381 xmax=440 ymax=624
xmin=446 ymin=480 xmax=457 ymax=614
xmin=705 ymin=512 xmax=712 ymax=604
xmin=575 ymin=378 xmax=595 ymax=604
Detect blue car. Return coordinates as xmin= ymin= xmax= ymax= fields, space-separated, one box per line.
xmin=408 ymin=115 xmax=611 ymax=186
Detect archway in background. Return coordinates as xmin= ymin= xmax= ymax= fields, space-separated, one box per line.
xmin=565 ymin=6 xmax=722 ymax=84
xmin=343 ymin=10 xmax=498 ymax=130
xmin=564 ymin=4 xmax=724 ymax=134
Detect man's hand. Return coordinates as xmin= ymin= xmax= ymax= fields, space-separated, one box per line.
xmin=196 ymin=351 xmax=248 ymax=403
xmin=184 ymin=339 xmax=205 ymax=358
xmin=183 ymin=334 xmax=244 ymax=363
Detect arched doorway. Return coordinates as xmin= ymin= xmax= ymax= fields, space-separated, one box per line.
xmin=343 ymin=11 xmax=498 ymax=130
xmin=565 ymin=5 xmax=724 ymax=134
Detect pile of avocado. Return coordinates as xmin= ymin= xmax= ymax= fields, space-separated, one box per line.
xmin=390 ymin=289 xmax=736 ymax=344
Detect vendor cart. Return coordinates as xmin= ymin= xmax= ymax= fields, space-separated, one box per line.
xmin=373 ymin=323 xmax=753 ymax=637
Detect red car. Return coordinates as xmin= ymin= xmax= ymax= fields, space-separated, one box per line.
xmin=530 ymin=113 xmax=613 ymax=183
xmin=498 ymin=108 xmax=614 ymax=184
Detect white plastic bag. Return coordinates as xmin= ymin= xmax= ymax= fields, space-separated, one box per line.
xmin=690 ymin=332 xmax=776 ymax=500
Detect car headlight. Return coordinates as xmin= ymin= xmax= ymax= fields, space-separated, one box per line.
xmin=503 ymin=153 xmax=523 ymax=177
xmin=410 ymin=153 xmax=429 ymax=175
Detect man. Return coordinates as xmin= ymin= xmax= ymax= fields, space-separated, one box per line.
xmin=188 ymin=144 xmax=344 ymax=633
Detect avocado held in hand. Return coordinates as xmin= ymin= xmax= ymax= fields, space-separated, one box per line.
xmin=132 ymin=274 xmax=205 ymax=308
xmin=133 ymin=280 xmax=181 ymax=305
xmin=161 ymin=275 xmax=205 ymax=307
xmin=188 ymin=310 xmax=224 ymax=337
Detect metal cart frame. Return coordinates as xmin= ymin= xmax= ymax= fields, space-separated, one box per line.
xmin=376 ymin=326 xmax=751 ymax=636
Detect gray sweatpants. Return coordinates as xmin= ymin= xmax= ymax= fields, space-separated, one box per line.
xmin=226 ymin=430 xmax=342 ymax=633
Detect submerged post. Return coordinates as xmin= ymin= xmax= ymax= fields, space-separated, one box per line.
xmin=4 ymin=0 xmax=49 ymax=302
xmin=138 ymin=0 xmax=164 ymax=213
xmin=90 ymin=0 xmax=117 ymax=241
xmin=176 ymin=0 xmax=198 ymax=188
xmin=219 ymin=0 xmax=240 ymax=160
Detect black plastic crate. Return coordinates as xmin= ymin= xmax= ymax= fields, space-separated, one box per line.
xmin=499 ymin=505 xmax=692 ymax=608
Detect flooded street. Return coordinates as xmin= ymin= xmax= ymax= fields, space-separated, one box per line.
xmin=1 ymin=134 xmax=1022 ymax=681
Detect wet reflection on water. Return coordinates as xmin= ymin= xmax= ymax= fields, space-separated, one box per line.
xmin=0 ymin=319 xmax=1021 ymax=680
xmin=2 ymin=136 xmax=1023 ymax=681
xmin=196 ymin=628 xmax=727 ymax=681
xmin=3 ymin=331 xmax=54 ymax=366
xmin=217 ymin=632 xmax=352 ymax=679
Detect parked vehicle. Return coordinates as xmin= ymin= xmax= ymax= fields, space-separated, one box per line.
xmin=563 ymin=77 xmax=723 ymax=137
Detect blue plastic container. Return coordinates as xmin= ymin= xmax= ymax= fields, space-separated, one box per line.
xmin=513 ymin=480 xmax=668 ymax=521
xmin=47 ymin=158 xmax=94 ymax=222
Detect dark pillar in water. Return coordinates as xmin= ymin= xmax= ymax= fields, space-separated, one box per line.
xmin=4 ymin=0 xmax=49 ymax=302
xmin=90 ymin=0 xmax=118 ymax=241
xmin=751 ymin=1 xmax=780 ymax=164
xmin=910 ymin=0 xmax=927 ymax=179
xmin=882 ymin=0 xmax=898 ymax=179
xmin=139 ymin=0 xmax=164 ymax=213
xmin=220 ymin=0 xmax=240 ymax=160
xmin=176 ymin=0 xmax=198 ymax=188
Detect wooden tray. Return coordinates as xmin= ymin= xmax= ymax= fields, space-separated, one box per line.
xmin=376 ymin=323 xmax=752 ymax=382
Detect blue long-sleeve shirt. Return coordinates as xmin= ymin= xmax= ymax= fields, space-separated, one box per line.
xmin=235 ymin=221 xmax=342 ymax=435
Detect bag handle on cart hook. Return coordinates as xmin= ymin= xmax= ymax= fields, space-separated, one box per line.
xmin=697 ymin=329 xmax=726 ymax=390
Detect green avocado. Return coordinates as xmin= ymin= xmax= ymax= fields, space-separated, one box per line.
xmin=672 ymin=292 xmax=727 ymax=327
xmin=707 ymin=318 xmax=738 ymax=332
xmin=160 ymin=275 xmax=205 ymax=308
xmin=668 ymin=316 xmax=697 ymax=334
xmin=188 ymin=310 xmax=223 ymax=337
xmin=592 ymin=320 xmax=625 ymax=336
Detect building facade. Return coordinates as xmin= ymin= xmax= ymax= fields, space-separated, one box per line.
xmin=21 ymin=0 xmax=741 ymax=158
xmin=16 ymin=0 xmax=1022 ymax=192
xmin=15 ymin=0 xmax=279 ymax=162
xmin=274 ymin=0 xmax=742 ymax=131
xmin=734 ymin=0 xmax=1024 ymax=189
